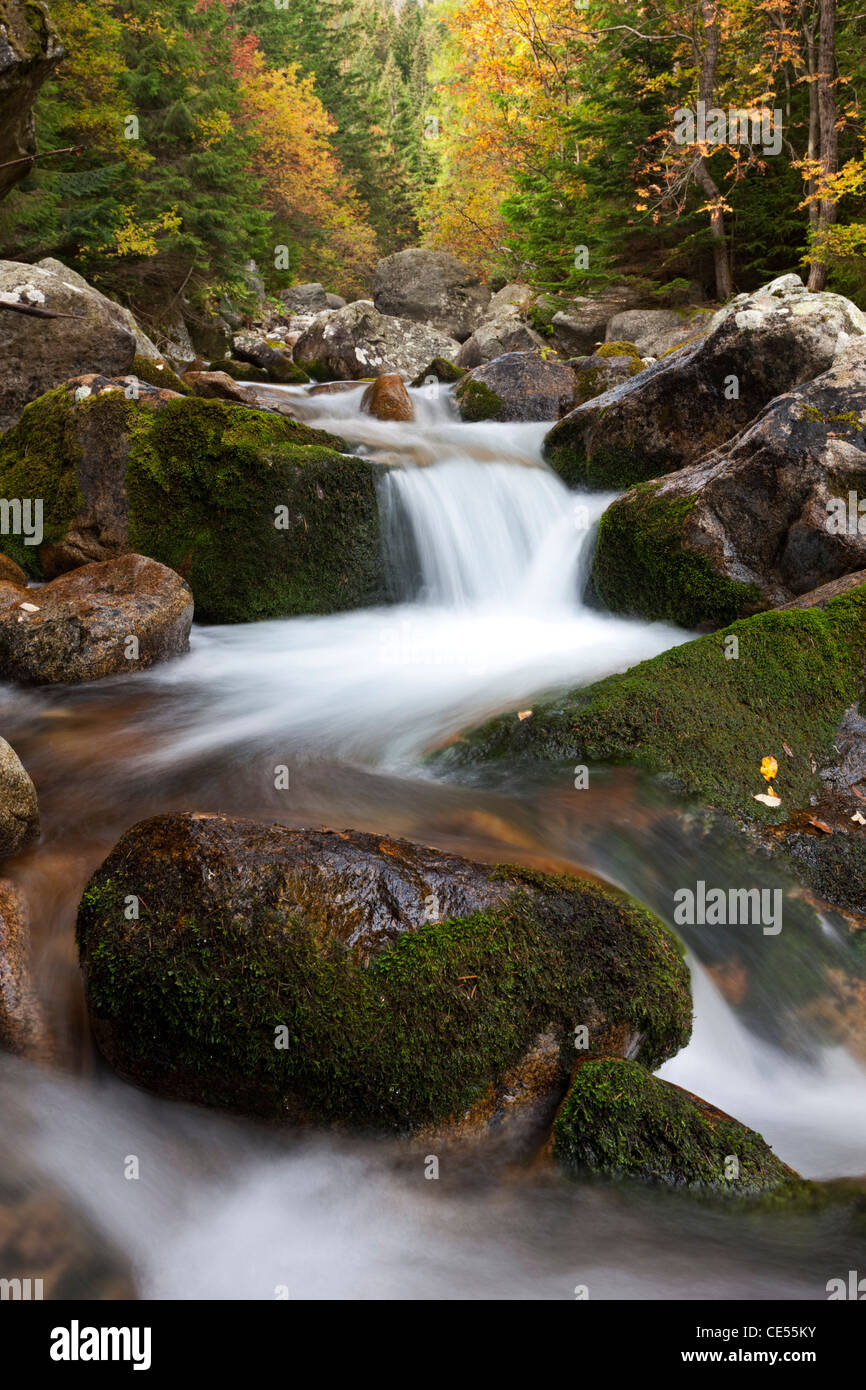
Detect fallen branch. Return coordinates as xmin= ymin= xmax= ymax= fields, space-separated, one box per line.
xmin=0 ymin=300 xmax=86 ymax=320
xmin=0 ymin=145 xmax=84 ymax=173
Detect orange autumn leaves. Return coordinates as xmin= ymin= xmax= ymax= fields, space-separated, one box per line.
xmin=233 ymin=37 xmax=377 ymax=297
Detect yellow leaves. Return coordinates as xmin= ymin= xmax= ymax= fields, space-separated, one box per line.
xmin=100 ymin=205 xmax=181 ymax=257
xmin=760 ymin=756 xmax=778 ymax=784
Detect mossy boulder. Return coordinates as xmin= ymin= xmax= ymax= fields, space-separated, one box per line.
xmin=592 ymin=340 xmax=866 ymax=627
xmin=572 ymin=350 xmax=644 ymax=408
xmin=543 ymin=274 xmax=866 ymax=489
xmin=435 ymin=584 xmax=866 ymax=826
xmin=456 ymin=352 xmax=578 ymax=423
xmin=132 ymin=355 xmax=190 ymax=394
xmin=76 ymin=814 xmax=692 ymax=1129
xmin=410 ymin=357 xmax=466 ymax=387
xmin=0 ymin=383 xmax=387 ymax=622
xmin=553 ymin=1058 xmax=798 ymax=1193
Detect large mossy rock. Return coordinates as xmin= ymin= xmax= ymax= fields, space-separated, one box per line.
xmin=0 ymin=382 xmax=386 ymax=622
xmin=592 ymin=340 xmax=866 ymax=628
xmin=553 ymin=1058 xmax=798 ymax=1194
xmin=76 ymin=814 xmax=692 ymax=1129
xmin=436 ymin=585 xmax=866 ymax=824
xmin=455 ymin=351 xmax=578 ymax=422
xmin=543 ymin=275 xmax=866 ymax=489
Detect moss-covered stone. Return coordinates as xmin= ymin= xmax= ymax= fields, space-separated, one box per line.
xmin=553 ymin=1058 xmax=798 ymax=1193
xmin=454 ymin=377 xmax=504 ymax=422
xmin=0 ymin=387 xmax=386 ymax=622
xmin=435 ymin=585 xmax=866 ymax=825
xmin=132 ymin=355 xmax=189 ymax=394
xmin=596 ymin=340 xmax=642 ymax=361
xmin=410 ymin=357 xmax=466 ymax=387
xmin=76 ymin=815 xmax=692 ymax=1130
xmin=592 ymin=480 xmax=761 ymax=627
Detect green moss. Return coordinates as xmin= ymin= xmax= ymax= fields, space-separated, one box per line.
xmin=0 ymin=387 xmax=84 ymax=574
xmin=455 ymin=377 xmax=504 ymax=422
xmin=597 ymin=340 xmax=642 ymax=361
xmin=553 ymin=1058 xmax=797 ymax=1193
xmin=124 ymin=397 xmax=382 ymax=622
xmin=436 ymin=585 xmax=866 ymax=825
xmin=132 ymin=355 xmax=190 ymax=394
xmin=0 ymin=387 xmax=385 ymax=620
xmin=76 ymin=860 xmax=691 ymax=1130
xmin=410 ymin=358 xmax=466 ymax=387
xmin=592 ymin=480 xmax=760 ymax=627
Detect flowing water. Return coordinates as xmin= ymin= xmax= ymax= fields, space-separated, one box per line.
xmin=1 ymin=382 xmax=864 ymax=1300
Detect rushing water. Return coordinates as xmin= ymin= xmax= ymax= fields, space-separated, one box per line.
xmin=1 ymin=382 xmax=864 ymax=1300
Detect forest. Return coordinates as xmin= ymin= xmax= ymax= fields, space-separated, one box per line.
xmin=2 ymin=0 xmax=865 ymax=321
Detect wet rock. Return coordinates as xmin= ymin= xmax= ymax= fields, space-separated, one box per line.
xmin=0 ymin=259 xmax=136 ymax=430
xmin=372 ymin=248 xmax=490 ymax=342
xmin=0 ymin=387 xmax=386 ymax=622
xmin=0 ymin=554 xmax=26 ymax=587
xmin=0 ymin=879 xmax=51 ymax=1059
xmin=0 ymin=738 xmax=39 ymax=858
xmin=455 ymin=306 xmax=547 ymax=369
xmin=0 ymin=553 xmax=193 ymax=684
xmin=181 ymin=370 xmax=259 ymax=405
xmin=360 ymin=373 xmax=414 ymax=422
xmin=455 ymin=352 xmax=578 ymax=422
xmin=591 ymin=339 xmax=866 ymax=627
xmin=545 ymin=275 xmax=866 ymax=489
xmin=553 ymin=1058 xmax=798 ymax=1193
xmin=0 ymin=2 xmax=63 ymax=201
xmin=293 ymin=300 xmax=460 ymax=382
xmin=77 ymin=814 xmax=692 ymax=1128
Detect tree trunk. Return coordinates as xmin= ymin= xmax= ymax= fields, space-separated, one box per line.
xmin=807 ymin=0 xmax=837 ymax=291
xmin=696 ymin=1 xmax=734 ymax=301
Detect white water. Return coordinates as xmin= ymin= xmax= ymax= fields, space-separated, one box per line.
xmin=3 ymin=379 xmax=865 ymax=1300
xmin=140 ymin=385 xmax=685 ymax=769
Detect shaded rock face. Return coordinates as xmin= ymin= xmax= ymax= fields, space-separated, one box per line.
xmin=360 ymin=373 xmax=414 ymax=422
xmin=548 ymin=286 xmax=643 ymax=356
xmin=605 ymin=308 xmax=687 ymax=357
xmin=230 ymin=331 xmax=309 ymax=383
xmin=592 ymin=340 xmax=866 ymax=626
xmin=0 ymin=879 xmax=50 ymax=1059
xmin=0 ymin=387 xmax=386 ymax=622
xmin=280 ymin=282 xmax=329 ymax=313
xmin=294 ymin=300 xmax=460 ymax=381
xmin=0 ymin=260 xmax=138 ymax=429
xmin=545 ymin=275 xmax=866 ymax=489
xmin=553 ymin=1058 xmax=798 ymax=1194
xmin=372 ymin=248 xmax=490 ymax=342
xmin=0 ymin=738 xmax=39 ymax=858
xmin=456 ymin=352 xmax=578 ymax=423
xmin=77 ymin=813 xmax=692 ymax=1128
xmin=35 ymin=259 xmax=161 ymax=360
xmin=455 ymin=306 xmax=547 ymax=369
xmin=0 ymin=1 xmax=63 ymax=200
xmin=0 ymin=553 xmax=193 ymax=684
